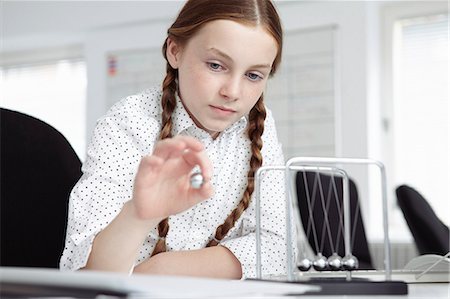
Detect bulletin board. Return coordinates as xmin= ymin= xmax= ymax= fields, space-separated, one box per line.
xmin=265 ymin=26 xmax=337 ymax=159
xmin=106 ymin=47 xmax=165 ymax=107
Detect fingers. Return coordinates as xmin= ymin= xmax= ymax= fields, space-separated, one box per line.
xmin=187 ymin=180 xmax=215 ymax=206
xmin=152 ymin=135 xmax=212 ymax=180
xmin=133 ymin=137 xmax=215 ymax=219
xmin=142 ymin=134 xmax=213 ymax=189
xmin=197 ymin=181 xmax=214 ymax=198
xmin=182 ymin=149 xmax=212 ymax=181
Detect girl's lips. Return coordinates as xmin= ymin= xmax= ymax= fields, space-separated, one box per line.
xmin=210 ymin=105 xmax=236 ymax=115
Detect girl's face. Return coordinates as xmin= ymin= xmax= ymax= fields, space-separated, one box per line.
xmin=166 ymin=20 xmax=278 ymax=138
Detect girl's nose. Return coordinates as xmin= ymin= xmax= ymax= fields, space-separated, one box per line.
xmin=219 ymin=76 xmax=240 ymax=101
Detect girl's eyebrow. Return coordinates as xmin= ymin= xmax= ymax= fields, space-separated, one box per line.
xmin=207 ymin=47 xmax=272 ymax=70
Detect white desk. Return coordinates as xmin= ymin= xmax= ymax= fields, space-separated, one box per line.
xmin=0 ymin=267 xmax=448 ymax=298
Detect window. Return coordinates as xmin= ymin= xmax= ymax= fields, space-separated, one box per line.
xmin=0 ymin=59 xmax=87 ymax=160
xmin=388 ymin=12 xmax=449 ymax=227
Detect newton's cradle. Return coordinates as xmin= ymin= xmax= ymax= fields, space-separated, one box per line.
xmin=253 ymin=157 xmax=408 ymax=295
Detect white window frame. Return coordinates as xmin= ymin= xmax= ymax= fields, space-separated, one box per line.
xmin=380 ymin=1 xmax=449 ymax=240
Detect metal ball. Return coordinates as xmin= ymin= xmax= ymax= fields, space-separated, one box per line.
xmin=297 ymin=257 xmax=312 ymax=271
xmin=327 ymin=253 xmax=343 ymax=271
xmin=312 ymin=254 xmax=328 ymax=271
xmin=342 ymin=254 xmax=359 ymax=271
xmin=190 ymin=173 xmax=204 ymax=189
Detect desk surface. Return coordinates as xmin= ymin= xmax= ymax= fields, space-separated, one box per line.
xmin=0 ymin=267 xmax=448 ymax=298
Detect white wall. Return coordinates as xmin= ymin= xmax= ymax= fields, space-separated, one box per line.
xmin=3 ymin=1 xmax=183 ymax=51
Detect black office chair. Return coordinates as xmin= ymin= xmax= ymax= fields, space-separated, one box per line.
xmin=1 ymin=108 xmax=83 ymax=268
xmin=296 ymin=171 xmax=374 ymax=269
xmin=396 ymin=184 xmax=449 ymax=256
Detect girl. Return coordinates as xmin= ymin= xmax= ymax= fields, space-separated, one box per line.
xmin=60 ymin=0 xmax=288 ymax=279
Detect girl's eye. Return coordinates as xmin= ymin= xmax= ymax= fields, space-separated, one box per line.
xmin=247 ymin=72 xmax=263 ymax=81
xmin=208 ymin=62 xmax=222 ymax=71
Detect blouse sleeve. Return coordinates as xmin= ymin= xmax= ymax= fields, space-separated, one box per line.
xmin=59 ymin=105 xmax=160 ymax=271
xmin=220 ymin=109 xmax=296 ymax=278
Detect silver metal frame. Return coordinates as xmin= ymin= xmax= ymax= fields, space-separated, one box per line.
xmin=254 ymin=157 xmax=392 ymax=281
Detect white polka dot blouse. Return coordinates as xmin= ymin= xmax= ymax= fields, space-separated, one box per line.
xmin=59 ymin=87 xmax=289 ymax=278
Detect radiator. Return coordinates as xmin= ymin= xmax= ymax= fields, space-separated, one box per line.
xmin=370 ymin=242 xmax=419 ymax=269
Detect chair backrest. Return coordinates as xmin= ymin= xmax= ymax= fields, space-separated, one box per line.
xmin=396 ymin=185 xmax=449 ymax=256
xmin=295 ymin=171 xmax=373 ymax=269
xmin=1 ymin=108 xmax=82 ymax=268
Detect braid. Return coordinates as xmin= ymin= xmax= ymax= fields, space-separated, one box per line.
xmin=159 ymin=63 xmax=177 ymax=140
xmin=207 ymin=96 xmax=266 ymax=247
xmin=150 ymin=63 xmax=178 ymax=257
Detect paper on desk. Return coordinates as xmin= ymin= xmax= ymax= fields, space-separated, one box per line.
xmin=0 ymin=267 xmax=320 ymax=298
xmin=128 ymin=274 xmax=320 ymax=298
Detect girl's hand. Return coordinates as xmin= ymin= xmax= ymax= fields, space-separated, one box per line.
xmin=131 ymin=135 xmax=214 ymax=221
